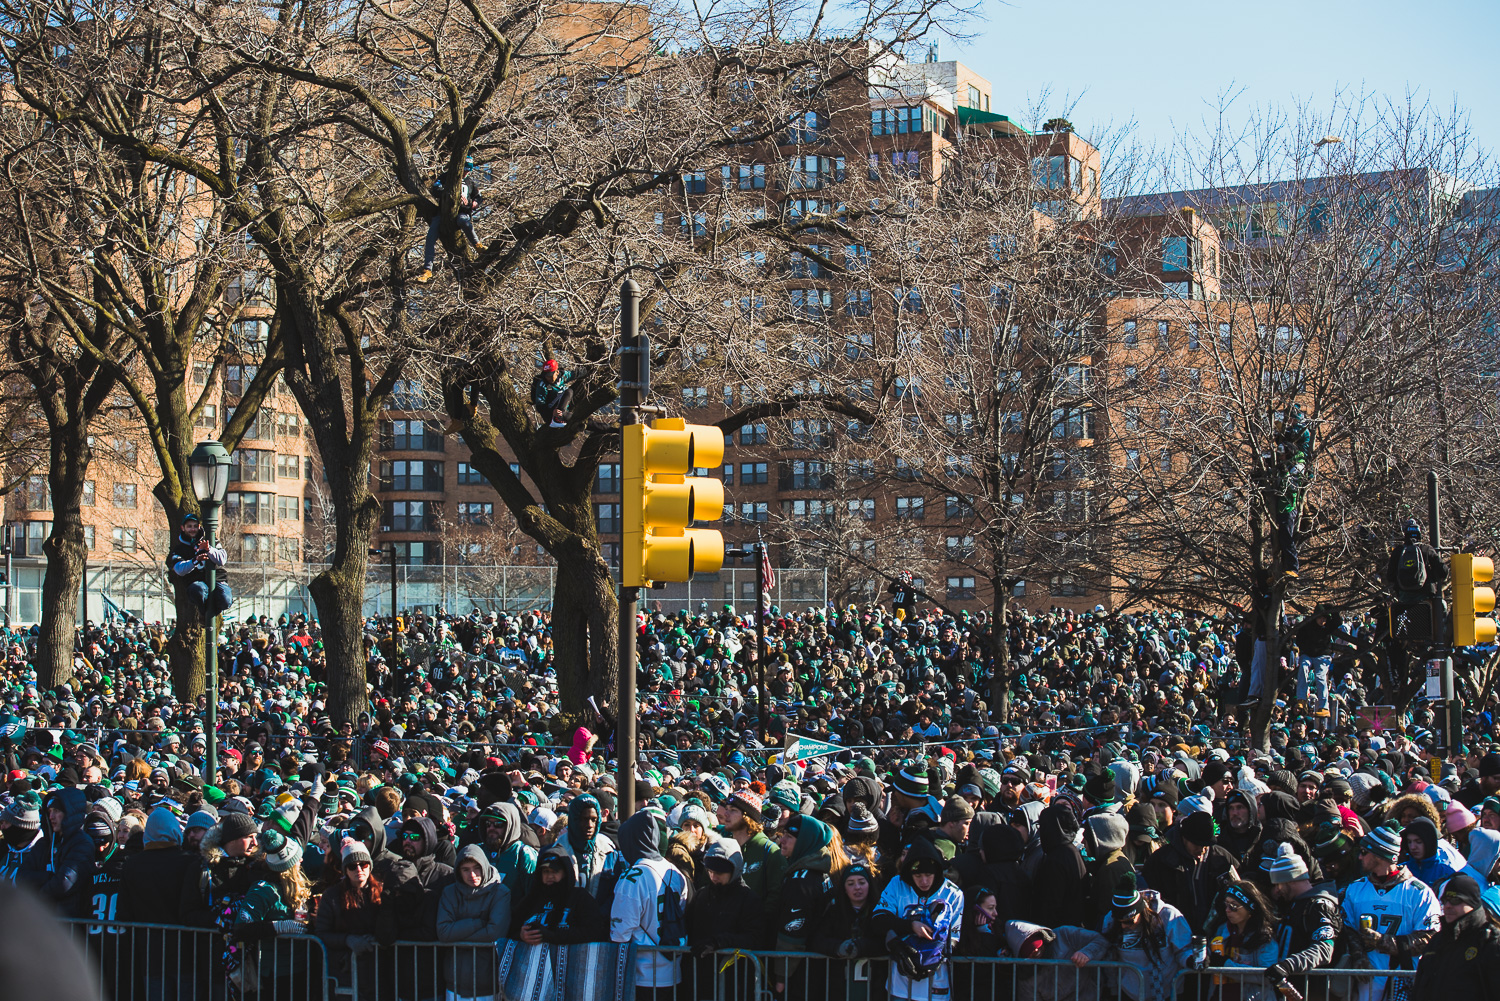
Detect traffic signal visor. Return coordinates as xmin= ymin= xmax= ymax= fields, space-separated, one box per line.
xmin=1453 ymin=553 xmax=1498 ymax=647
xmin=623 ymin=418 xmax=725 ymax=586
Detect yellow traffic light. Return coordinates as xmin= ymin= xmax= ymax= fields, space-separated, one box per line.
xmin=623 ymin=417 xmax=725 ymax=586
xmin=1452 ymin=553 xmax=1498 ymax=646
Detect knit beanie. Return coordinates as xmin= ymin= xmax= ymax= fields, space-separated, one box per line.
xmin=1360 ymin=822 xmax=1403 ymax=863
xmin=702 ymin=775 xmax=731 ymax=804
xmin=218 ymin=812 xmax=258 ymax=844
xmin=143 ymin=805 xmax=183 ymax=847
xmin=1111 ymin=872 xmax=1141 ymax=913
xmin=268 ymin=796 xmax=302 ymax=835
xmin=1442 ymin=873 xmax=1483 ymax=909
xmin=261 ymin=829 xmax=303 ymax=873
xmin=727 ymin=789 xmax=763 ymax=822
xmin=846 ymin=803 xmax=879 ymax=836
xmin=892 ymin=765 xmax=929 ymax=800
xmin=1269 ymin=842 xmax=1310 ymax=884
xmin=340 ymin=838 xmax=372 ymax=867
xmin=2 ymin=793 xmax=41 ymax=831
xmin=1181 ymin=811 xmax=1217 ymax=847
xmin=185 ymin=810 xmax=217 ymax=833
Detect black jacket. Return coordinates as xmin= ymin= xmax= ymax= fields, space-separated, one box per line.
xmin=810 ymin=893 xmax=879 ymax=958
xmin=687 ymin=875 xmax=765 ymax=952
xmin=1270 ymin=886 xmax=1340 ymax=976
xmin=390 ymin=817 xmax=454 ymax=940
xmin=508 ymin=849 xmax=607 ymax=944
xmin=1031 ymin=804 xmax=1088 ymax=929
xmin=119 ymin=845 xmax=202 ymax=925
xmin=1140 ymin=827 xmax=1238 ymax=933
xmin=1412 ymin=909 xmax=1500 ymax=1000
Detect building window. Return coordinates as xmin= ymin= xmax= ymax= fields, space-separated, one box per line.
xmin=680 ymin=386 xmax=708 ymax=408
xmin=387 ymin=419 xmax=442 ymax=451
xmin=870 ymin=106 xmax=928 ymax=136
xmin=276 ymin=454 xmax=301 ymax=480
xmin=238 ymin=533 xmax=272 ymax=563
xmin=896 ymin=496 xmax=924 ymax=520
xmin=681 ymin=170 xmax=707 ymax=195
xmin=79 ymin=480 xmax=95 ymax=506
xmin=1162 ymin=235 xmax=1196 ymax=272
xmin=276 ymin=495 xmax=300 ymax=521
xmin=457 ymin=501 xmax=494 ymax=525
xmin=82 ymin=525 xmax=94 ymax=550
xmin=1187 ymin=322 xmax=1201 ymax=350
xmin=224 ymin=364 xmax=256 ymax=397
xmin=1218 ymin=323 xmax=1233 ymax=349
xmin=740 ymin=462 xmax=768 ymax=485
xmin=740 ymin=423 xmax=769 ymax=445
xmin=850 ymin=498 xmax=875 ymax=520
xmin=845 ymin=289 xmax=873 ymax=317
xmin=889 ymin=150 xmax=920 ymax=178
xmin=387 ymin=380 xmax=431 ymax=410
xmin=789 ymin=288 xmax=830 ymax=320
xmin=595 ymin=463 xmax=621 ymax=493
xmin=230 ymin=449 xmax=276 ymax=483
xmin=1122 ymin=320 xmax=1137 ymax=346
xmin=946 ymin=535 xmax=975 ymax=557
xmin=226 ymin=491 xmax=275 ymax=526
xmin=594 ymin=502 xmax=621 ymax=535
xmin=383 ymin=499 xmax=431 ymax=532
xmin=946 ymin=495 xmax=974 ymax=518
xmin=110 ymin=526 xmax=137 ymax=553
xmin=781 ymin=459 xmax=832 ymax=490
xmin=738 ymin=502 xmax=768 ymax=522
xmin=24 ymin=521 xmax=48 ymax=556
xmin=1157 ymin=321 xmax=1171 ymax=349
xmin=947 ymin=576 xmax=977 ymax=600
xmin=196 ymin=404 xmax=218 ymax=429
xmin=113 ymin=483 xmax=138 ymax=508
xmin=392 ymin=541 xmax=434 ymax=565
xmin=725 ymin=163 xmax=766 ymax=190
xmin=381 ymin=460 xmax=444 ymax=491
xmin=1051 ymin=574 xmax=1086 ymax=597
xmin=277 ymin=538 xmax=300 ymax=562
xmin=456 ymin=462 xmax=488 ymax=485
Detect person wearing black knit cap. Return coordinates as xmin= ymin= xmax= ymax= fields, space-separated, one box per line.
xmin=1141 ymin=810 xmax=1237 ymax=934
xmin=1410 ymin=873 xmax=1500 ymax=1000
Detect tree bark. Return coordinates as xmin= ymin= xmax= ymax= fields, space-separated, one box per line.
xmin=990 ymin=578 xmax=1010 ymax=723
xmin=36 ymin=511 xmax=85 ymax=691
xmin=549 ymin=542 xmax=619 ymax=712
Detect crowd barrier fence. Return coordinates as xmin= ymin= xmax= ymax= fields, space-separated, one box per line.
xmin=1169 ymin=964 xmax=1418 ymax=1001
xmin=59 ymin=918 xmax=336 ymax=1001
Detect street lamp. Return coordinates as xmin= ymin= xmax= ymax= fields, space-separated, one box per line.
xmin=189 ymin=440 xmax=231 ymax=784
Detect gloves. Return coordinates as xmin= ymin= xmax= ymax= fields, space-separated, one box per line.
xmin=272 ymin=920 xmax=306 ymax=936
xmin=836 ymin=939 xmax=859 ymax=959
xmin=347 ymin=934 xmax=375 ymax=954
xmin=890 ymin=938 xmax=925 ymax=981
xmin=1266 ymin=961 xmax=1289 ymax=980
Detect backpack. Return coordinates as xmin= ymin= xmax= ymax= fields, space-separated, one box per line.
xmin=655 ymin=867 xmax=687 ymax=947
xmin=1395 ymin=544 xmax=1427 ymax=591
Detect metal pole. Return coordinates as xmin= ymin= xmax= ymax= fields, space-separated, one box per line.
xmin=205 ymin=506 xmax=220 ymax=784
xmin=756 ymin=540 xmax=768 ymax=745
xmin=391 ymin=546 xmax=399 ymax=627
xmin=1428 ymin=471 xmax=1460 ymax=761
xmin=617 ymin=278 xmax=641 ymax=819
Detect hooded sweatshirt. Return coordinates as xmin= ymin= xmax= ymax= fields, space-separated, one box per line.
xmin=481 ymin=802 xmax=537 ymax=899
xmin=1216 ymin=789 xmax=1262 ymax=865
xmin=609 ymin=812 xmax=689 ymax=988
xmin=1002 ymin=920 xmax=1110 ymax=1001
xmin=775 ymin=815 xmax=834 ymax=952
xmin=437 ymin=845 xmax=510 ymax=998
xmin=393 ymin=816 xmax=455 ymax=940
xmin=1011 ymin=801 xmax=1046 ymax=880
xmin=509 ymin=846 xmax=608 ymax=943
xmin=1085 ymin=813 xmax=1134 ymax=926
xmin=1453 ymin=827 xmax=1500 ymax=891
xmin=687 ymin=840 xmax=764 ymax=952
xmin=555 ymin=794 xmax=621 ymax=898
xmin=871 ymin=837 xmax=964 ymax=1001
xmin=1403 ymin=817 xmax=1457 ymax=890
xmin=1032 ymin=804 xmax=1088 ymax=929
xmin=42 ymin=788 xmax=94 ymax=910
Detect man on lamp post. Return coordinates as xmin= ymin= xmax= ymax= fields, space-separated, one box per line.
xmin=168 ymin=513 xmax=231 ymax=614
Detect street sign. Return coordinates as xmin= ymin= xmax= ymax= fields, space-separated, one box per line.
xmin=1354 ymin=706 xmax=1397 ymax=732
xmin=1425 ymin=659 xmax=1444 ymax=700
xmin=783 ymin=734 xmax=842 ymax=766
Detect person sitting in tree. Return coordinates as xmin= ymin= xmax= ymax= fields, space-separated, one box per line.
xmin=531 ymin=359 xmax=574 ymax=429
xmin=415 ymin=155 xmax=485 ymax=283
xmin=167 ymin=513 xmax=231 ymax=615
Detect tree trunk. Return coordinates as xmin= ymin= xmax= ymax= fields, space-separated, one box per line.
xmin=36 ymin=515 xmax=85 ymax=691
xmin=166 ymin=578 xmax=207 ymax=702
xmin=309 ymin=494 xmax=379 ymax=727
xmin=550 ymin=543 xmax=619 ymax=713
xmin=990 ymin=578 xmax=1010 ymax=723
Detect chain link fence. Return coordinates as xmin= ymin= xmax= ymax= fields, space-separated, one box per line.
xmin=8 ymin=558 xmax=828 ymax=626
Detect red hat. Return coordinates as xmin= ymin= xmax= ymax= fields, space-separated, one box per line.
xmin=371 ymin=739 xmax=390 ymax=758
xmin=542 ymin=359 xmax=559 ymax=373
xmin=222 ymin=749 xmax=243 ymax=762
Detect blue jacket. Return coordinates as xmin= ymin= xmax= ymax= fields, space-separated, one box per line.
xmin=42 ymin=788 xmax=94 ymax=911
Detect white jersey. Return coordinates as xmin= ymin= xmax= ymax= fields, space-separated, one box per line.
xmin=873 ymin=876 xmax=964 ymax=1001
xmin=1340 ymin=869 xmax=1439 ymax=1001
xmin=609 ymin=856 xmax=688 ymax=988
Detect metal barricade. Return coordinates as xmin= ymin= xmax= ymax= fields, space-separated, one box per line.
xmin=352 ymin=941 xmax=752 ymax=1001
xmin=1171 ymin=965 xmax=1418 ymax=1001
xmin=59 ymin=919 xmax=335 ymax=1001
xmin=754 ymin=950 xmax=1146 ymax=1001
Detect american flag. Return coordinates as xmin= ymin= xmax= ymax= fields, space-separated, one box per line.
xmin=759 ymin=539 xmax=775 ymax=593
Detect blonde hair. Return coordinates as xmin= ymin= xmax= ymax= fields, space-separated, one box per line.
xmin=273 ymin=865 xmax=313 ymax=912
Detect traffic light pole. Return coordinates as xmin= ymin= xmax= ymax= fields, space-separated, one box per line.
xmin=1429 ymin=471 xmax=1460 ymax=765
xmin=616 ymin=278 xmax=643 ymax=820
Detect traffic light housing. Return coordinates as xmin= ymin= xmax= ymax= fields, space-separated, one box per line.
xmin=623 ymin=417 xmax=725 ymax=587
xmin=1452 ymin=552 xmax=1497 ymax=647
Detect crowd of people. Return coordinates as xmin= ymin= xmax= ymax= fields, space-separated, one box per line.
xmin=1 ymin=597 xmax=1500 ymax=1001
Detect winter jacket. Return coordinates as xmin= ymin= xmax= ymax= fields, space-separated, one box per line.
xmin=1085 ymin=814 xmax=1134 ymax=927
xmin=314 ymin=878 xmax=397 ymax=999
xmin=686 ymin=849 xmax=764 ymax=953
xmin=775 ymin=817 xmax=834 ymax=953
xmin=481 ymin=802 xmax=537 ymax=900
xmin=1403 ymin=818 xmax=1458 ymax=890
xmin=809 ymin=889 xmax=878 ymax=958
xmin=437 ymin=845 xmax=511 ymax=999
xmin=1215 ymin=791 xmax=1262 ymax=866
xmin=391 ymin=816 xmax=455 ymax=941
xmin=610 ymin=812 xmax=689 ymax=988
xmin=556 ymin=795 xmax=623 ymax=900
xmin=1270 ymin=884 xmax=1340 ymax=976
xmin=509 ymin=846 xmax=608 ymax=944
xmin=119 ymin=844 xmax=202 ymax=925
xmin=1207 ymin=920 xmax=1280 ymax=1001
xmin=1033 ymin=804 xmax=1089 ymax=929
xmin=736 ymin=829 xmax=784 ymax=915
xmin=1141 ymin=827 xmax=1239 ymax=933
xmin=1002 ymin=920 xmax=1110 ymax=1001
xmin=41 ymin=788 xmax=94 ymax=911
xmin=1101 ymin=890 xmax=1195 ymax=1001
xmin=1411 ymin=908 xmax=1500 ymax=1001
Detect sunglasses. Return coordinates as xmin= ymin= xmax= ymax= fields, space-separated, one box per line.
xmin=347 ymin=860 xmax=371 ymax=870
xmin=400 ymin=831 xmax=424 ymax=841
xmin=1001 ymin=776 xmax=1025 ymax=785
xmin=1223 ymin=898 xmax=1246 ymax=911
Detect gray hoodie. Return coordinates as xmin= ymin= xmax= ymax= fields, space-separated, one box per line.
xmin=1002 ymin=920 xmax=1110 ymax=1001
xmin=437 ymin=845 xmax=511 ymax=996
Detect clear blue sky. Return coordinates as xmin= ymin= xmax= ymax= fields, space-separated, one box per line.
xmin=949 ymin=0 xmax=1500 ymax=164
